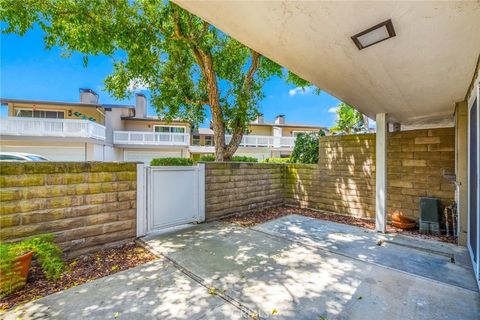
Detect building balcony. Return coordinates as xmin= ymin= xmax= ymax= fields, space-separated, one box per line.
xmin=113 ymin=131 xmax=189 ymax=146
xmin=189 ymin=145 xmax=215 ymax=154
xmin=226 ymin=134 xmax=296 ymax=148
xmin=0 ymin=117 xmax=106 ymax=140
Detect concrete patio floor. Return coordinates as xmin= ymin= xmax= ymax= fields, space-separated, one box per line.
xmin=4 ymin=215 xmax=479 ymax=319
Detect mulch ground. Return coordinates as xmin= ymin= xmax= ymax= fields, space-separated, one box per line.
xmin=0 ymin=242 xmax=157 ymax=312
xmin=223 ymin=206 xmax=458 ymax=244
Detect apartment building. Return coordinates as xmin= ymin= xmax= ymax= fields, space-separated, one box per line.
xmin=190 ymin=114 xmax=326 ymax=160
xmin=0 ymin=89 xmax=325 ymax=162
xmin=0 ymin=89 xmax=190 ymax=163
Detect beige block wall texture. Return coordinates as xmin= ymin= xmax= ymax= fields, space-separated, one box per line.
xmin=285 ymin=134 xmax=376 ymax=217
xmin=205 ymin=162 xmax=284 ymax=220
xmin=0 ymin=162 xmax=137 ymax=257
xmin=284 ymin=128 xmax=455 ymax=220
xmin=387 ymin=128 xmax=455 ymax=219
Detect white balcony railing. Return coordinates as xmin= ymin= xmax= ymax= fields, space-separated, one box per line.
xmin=189 ymin=145 xmax=215 ymax=153
xmin=113 ymin=131 xmax=189 ymax=146
xmin=0 ymin=117 xmax=106 ymax=140
xmin=225 ymin=134 xmax=296 ymax=148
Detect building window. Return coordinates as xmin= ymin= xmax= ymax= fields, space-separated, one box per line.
xmin=192 ymin=135 xmax=200 ymax=146
xmin=16 ymin=109 xmax=65 ymax=119
xmin=205 ymin=136 xmax=213 ymax=146
xmin=154 ymin=126 xmax=186 ymax=134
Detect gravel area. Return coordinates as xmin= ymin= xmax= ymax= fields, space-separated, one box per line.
xmin=223 ymin=206 xmax=458 ymax=244
xmin=0 ymin=243 xmax=157 ymax=311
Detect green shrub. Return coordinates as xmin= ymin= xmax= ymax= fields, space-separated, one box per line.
xmin=198 ymin=155 xmax=258 ymax=162
xmin=198 ymin=154 xmax=215 ymax=162
xmin=290 ymin=131 xmax=324 ymax=164
xmin=150 ymin=158 xmax=194 ymax=166
xmin=261 ymin=157 xmax=291 ymax=164
xmin=0 ymin=234 xmax=63 ymax=296
xmin=231 ymin=156 xmax=258 ymax=162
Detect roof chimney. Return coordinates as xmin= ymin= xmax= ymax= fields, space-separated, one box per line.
xmin=79 ymin=88 xmax=99 ymax=104
xmin=254 ymin=114 xmax=264 ymax=124
xmin=135 ymin=93 xmax=147 ymax=118
xmin=275 ymin=114 xmax=285 ymax=125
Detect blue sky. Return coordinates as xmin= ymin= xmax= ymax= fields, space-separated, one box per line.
xmin=1 ymin=26 xmax=343 ymax=128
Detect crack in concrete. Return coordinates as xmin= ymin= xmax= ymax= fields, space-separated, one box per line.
xmin=137 ymin=239 xmax=259 ymax=319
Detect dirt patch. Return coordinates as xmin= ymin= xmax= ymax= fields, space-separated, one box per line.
xmin=0 ymin=243 xmax=157 ymax=311
xmin=223 ymin=206 xmax=457 ymax=244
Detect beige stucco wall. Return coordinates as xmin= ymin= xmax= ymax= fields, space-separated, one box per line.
xmin=247 ymin=125 xmax=272 ymax=135
xmin=7 ymin=103 xmax=105 ymax=125
xmin=247 ymin=124 xmax=322 ymax=137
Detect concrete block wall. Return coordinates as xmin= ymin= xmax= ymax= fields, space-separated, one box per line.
xmin=285 ymin=134 xmax=376 ymax=217
xmin=387 ymin=128 xmax=455 ymax=219
xmin=284 ymin=129 xmax=455 ymax=220
xmin=0 ymin=162 xmax=137 ymax=257
xmin=204 ymin=162 xmax=284 ymax=220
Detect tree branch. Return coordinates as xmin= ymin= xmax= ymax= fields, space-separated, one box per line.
xmin=185 ymin=97 xmax=208 ymax=107
xmin=244 ymin=49 xmax=261 ymax=91
xmin=224 ymin=50 xmax=262 ymax=157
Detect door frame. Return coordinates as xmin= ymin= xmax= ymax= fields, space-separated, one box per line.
xmin=467 ymin=77 xmax=480 ymax=287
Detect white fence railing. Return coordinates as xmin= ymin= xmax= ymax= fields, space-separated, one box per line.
xmin=225 ymin=134 xmax=296 ymax=148
xmin=188 ymin=145 xmax=215 ymax=153
xmin=114 ymin=131 xmax=190 ymax=146
xmin=0 ymin=117 xmax=106 ymax=140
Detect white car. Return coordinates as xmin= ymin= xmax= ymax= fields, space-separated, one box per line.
xmin=0 ymin=152 xmax=50 ymax=161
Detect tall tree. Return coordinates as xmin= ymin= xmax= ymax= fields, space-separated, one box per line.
xmin=1 ymin=0 xmax=316 ymax=161
xmin=330 ymin=103 xmax=368 ymax=134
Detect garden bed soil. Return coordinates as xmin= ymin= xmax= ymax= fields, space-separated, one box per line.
xmin=223 ymin=206 xmax=457 ymax=244
xmin=0 ymin=243 xmax=157 ymax=311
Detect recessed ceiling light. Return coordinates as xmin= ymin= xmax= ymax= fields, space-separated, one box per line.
xmin=351 ymin=19 xmax=396 ymax=50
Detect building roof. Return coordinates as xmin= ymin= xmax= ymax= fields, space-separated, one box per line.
xmin=193 ymin=128 xmax=214 ymax=135
xmin=0 ymin=98 xmax=134 ymax=109
xmin=175 ymin=1 xmax=480 ymax=125
xmin=249 ymin=121 xmax=327 ymax=130
xmin=120 ymin=116 xmax=189 ymax=123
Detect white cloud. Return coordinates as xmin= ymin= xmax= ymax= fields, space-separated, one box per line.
xmin=328 ymin=107 xmax=338 ymax=113
xmin=127 ymin=79 xmax=149 ymax=91
xmin=288 ymin=86 xmax=314 ymax=96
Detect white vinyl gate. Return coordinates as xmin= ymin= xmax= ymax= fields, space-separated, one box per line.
xmin=140 ymin=165 xmax=205 ymax=234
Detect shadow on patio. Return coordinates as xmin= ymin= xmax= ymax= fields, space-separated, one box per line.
xmin=142 ymin=217 xmax=479 ymax=319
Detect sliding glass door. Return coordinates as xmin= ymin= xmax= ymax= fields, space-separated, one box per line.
xmin=468 ymin=79 xmax=480 ymax=286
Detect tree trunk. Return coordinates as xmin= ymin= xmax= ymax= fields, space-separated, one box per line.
xmin=222 ymin=50 xmax=261 ymax=161
xmin=211 ymin=108 xmax=227 ymax=161
xmin=197 ymin=50 xmax=228 ymax=161
xmin=224 ymin=126 xmax=245 ymax=160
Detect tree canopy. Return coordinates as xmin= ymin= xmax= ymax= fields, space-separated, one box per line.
xmin=329 ymin=103 xmax=369 ymax=134
xmin=1 ymin=0 xmax=317 ymax=160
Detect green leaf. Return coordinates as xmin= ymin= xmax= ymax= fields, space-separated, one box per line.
xmin=1 ymin=0 xmax=320 ymax=160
